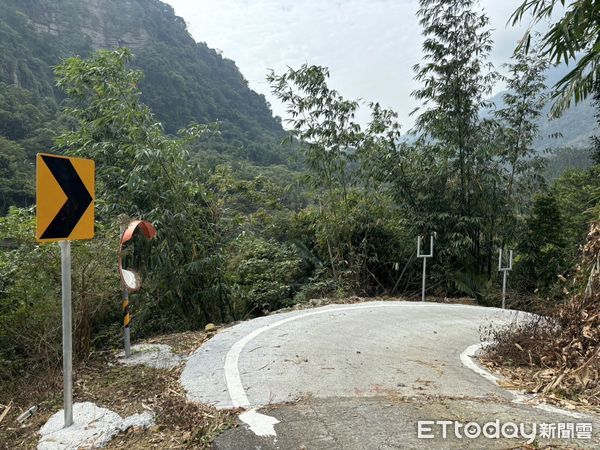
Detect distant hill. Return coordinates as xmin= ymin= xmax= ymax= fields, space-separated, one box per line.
xmin=534 ymin=98 xmax=596 ymax=150
xmin=487 ymin=91 xmax=596 ymax=151
xmin=0 ymin=0 xmax=289 ymax=165
xmin=487 ymin=64 xmax=597 ymax=151
xmin=543 ymin=147 xmax=594 ymax=181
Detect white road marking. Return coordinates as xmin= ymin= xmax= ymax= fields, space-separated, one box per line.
xmin=238 ymin=409 xmax=280 ymax=437
xmin=223 ymin=302 xmax=513 ymax=437
xmin=534 ymin=401 xmax=588 ymax=419
xmin=226 ymin=303 xmax=412 ymax=436
xmin=461 ymin=343 xmax=590 ymax=419
xmin=460 ymin=343 xmax=500 ymax=385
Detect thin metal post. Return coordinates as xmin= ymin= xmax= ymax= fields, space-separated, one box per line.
xmin=60 ymin=240 xmax=73 ymax=428
xmin=417 ymin=235 xmax=434 ymax=302
xmin=502 ymin=270 xmax=507 ymax=310
xmin=421 ymin=257 xmax=427 ymax=302
xmin=122 ymin=290 xmax=131 ymax=357
xmin=498 ymin=249 xmax=513 ymax=310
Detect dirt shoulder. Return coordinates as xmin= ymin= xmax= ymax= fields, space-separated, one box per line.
xmin=0 ymin=330 xmax=238 ymax=450
xmin=478 ymin=355 xmax=600 ymax=416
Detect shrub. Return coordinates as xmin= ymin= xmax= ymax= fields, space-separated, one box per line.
xmin=225 ymin=233 xmax=304 ymax=316
xmin=0 ymin=208 xmax=121 ymax=377
xmin=482 ymin=222 xmax=600 ymax=404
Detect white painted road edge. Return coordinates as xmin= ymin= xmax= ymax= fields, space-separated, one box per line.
xmin=225 ymin=304 xmax=415 ymax=436
xmin=460 ymin=343 xmax=501 ymax=385
xmin=224 ymin=302 xmax=509 ymax=437
xmin=460 ymin=343 xmax=590 ymax=420
xmin=222 ymin=302 xmax=588 ymax=438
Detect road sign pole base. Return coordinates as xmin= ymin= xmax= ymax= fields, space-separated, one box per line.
xmin=124 ymin=327 xmax=131 ymax=358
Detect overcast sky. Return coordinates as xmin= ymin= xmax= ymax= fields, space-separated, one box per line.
xmin=163 ymin=0 xmax=530 ymax=129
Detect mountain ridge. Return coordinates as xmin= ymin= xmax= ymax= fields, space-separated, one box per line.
xmin=486 ymin=90 xmax=596 ymax=151
xmin=0 ymin=0 xmax=289 ymax=165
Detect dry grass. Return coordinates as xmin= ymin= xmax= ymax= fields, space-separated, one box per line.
xmin=481 ymin=222 xmax=600 ymax=411
xmin=0 ymin=331 xmax=237 ymax=450
xmin=144 ymin=330 xmax=210 ymax=356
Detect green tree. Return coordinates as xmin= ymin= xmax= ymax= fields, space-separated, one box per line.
xmin=516 ymin=193 xmax=567 ymax=292
xmin=413 ymin=0 xmax=497 ymax=211
xmin=511 ymin=0 xmax=600 ymax=116
xmin=55 ymin=48 xmax=230 ymax=330
xmin=554 ymin=166 xmax=600 ymax=248
xmin=268 ymin=65 xmax=406 ymax=294
xmin=412 ymin=0 xmax=501 ymax=282
xmin=0 ymin=137 xmax=32 ymax=214
xmin=0 ymin=208 xmax=120 ymax=375
xmin=225 ymin=233 xmax=304 ymax=316
xmin=493 ymin=45 xmax=549 ymax=243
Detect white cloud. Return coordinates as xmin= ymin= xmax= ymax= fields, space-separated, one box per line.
xmin=164 ymin=0 xmax=529 ymax=129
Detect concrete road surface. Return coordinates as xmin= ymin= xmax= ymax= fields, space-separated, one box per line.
xmin=181 ymin=301 xmax=600 ymax=448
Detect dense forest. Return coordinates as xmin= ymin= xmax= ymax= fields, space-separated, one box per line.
xmin=0 ymin=0 xmax=599 ymax=386
xmin=0 ymin=0 xmax=295 ymax=213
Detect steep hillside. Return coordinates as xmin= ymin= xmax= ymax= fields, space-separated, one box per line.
xmin=534 ymin=98 xmax=596 ymax=150
xmin=543 ymin=147 xmax=594 ymax=181
xmin=486 ymin=65 xmax=597 ymax=151
xmin=0 ymin=0 xmax=288 ymax=165
xmin=487 ymin=90 xmax=596 ymax=151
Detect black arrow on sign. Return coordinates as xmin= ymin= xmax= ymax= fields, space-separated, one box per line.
xmin=40 ymin=155 xmax=93 ymax=240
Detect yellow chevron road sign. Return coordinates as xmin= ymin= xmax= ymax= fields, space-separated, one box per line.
xmin=36 ymin=153 xmax=95 ymax=242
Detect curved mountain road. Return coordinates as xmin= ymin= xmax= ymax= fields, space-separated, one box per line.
xmin=181 ymin=301 xmax=599 ymax=449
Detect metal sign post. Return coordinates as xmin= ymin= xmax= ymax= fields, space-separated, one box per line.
xmin=417 ymin=235 xmax=434 ymax=302
xmin=36 ymin=153 xmax=95 ymax=429
xmin=60 ymin=240 xmax=73 ymax=427
xmin=498 ymin=249 xmax=513 ymax=309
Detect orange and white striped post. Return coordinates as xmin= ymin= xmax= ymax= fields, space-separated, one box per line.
xmin=122 ymin=289 xmax=131 ymax=357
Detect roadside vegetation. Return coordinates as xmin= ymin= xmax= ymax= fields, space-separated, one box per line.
xmin=0 ymin=0 xmax=599 ymax=437
xmin=482 ymin=223 xmax=600 ymax=410
xmin=0 ymin=330 xmax=238 ymax=449
xmin=481 ymin=0 xmax=600 ymax=409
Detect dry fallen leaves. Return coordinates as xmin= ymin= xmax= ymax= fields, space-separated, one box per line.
xmin=483 ymin=222 xmax=600 ymax=411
